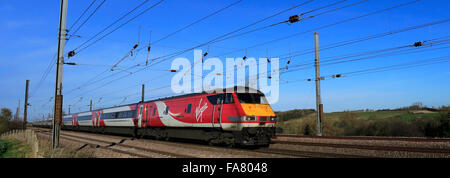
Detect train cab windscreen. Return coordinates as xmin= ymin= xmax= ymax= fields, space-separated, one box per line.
xmin=236 ymin=93 xmax=269 ymax=104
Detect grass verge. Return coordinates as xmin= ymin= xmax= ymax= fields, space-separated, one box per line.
xmin=0 ymin=139 xmax=32 ymax=158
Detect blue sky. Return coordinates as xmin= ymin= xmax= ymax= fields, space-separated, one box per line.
xmin=0 ymin=0 xmax=449 ymax=121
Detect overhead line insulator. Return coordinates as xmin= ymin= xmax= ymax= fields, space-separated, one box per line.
xmin=64 ymin=62 xmax=77 ymax=66
xmin=132 ymin=43 xmax=139 ymax=50
xmin=288 ymin=15 xmax=301 ymax=23
xmin=413 ymin=41 xmax=423 ymax=47
xmin=68 ymin=50 xmax=76 ymax=58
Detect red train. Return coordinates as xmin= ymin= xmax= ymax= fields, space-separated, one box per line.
xmin=33 ymin=87 xmax=277 ymax=147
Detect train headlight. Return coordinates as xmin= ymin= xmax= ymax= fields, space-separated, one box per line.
xmin=246 ymin=116 xmax=256 ymax=121
xmin=269 ymin=117 xmax=276 ymax=121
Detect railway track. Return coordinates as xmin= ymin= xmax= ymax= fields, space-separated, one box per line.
xmin=34 ymin=129 xmax=196 ymax=158
xmin=32 ymin=128 xmax=450 ymax=158
xmin=276 ymin=134 xmax=450 ymax=142
xmin=251 ymin=147 xmax=371 ymax=158
xmin=34 ymin=127 xmax=365 ymax=158
xmin=272 ymin=140 xmax=450 ymax=154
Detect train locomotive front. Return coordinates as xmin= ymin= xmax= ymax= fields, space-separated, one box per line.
xmin=218 ymin=90 xmax=277 ymax=147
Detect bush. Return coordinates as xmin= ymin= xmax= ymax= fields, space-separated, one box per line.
xmin=0 ymin=118 xmax=8 ymax=134
xmin=0 ymin=140 xmax=7 ymax=154
xmin=422 ymin=112 xmax=450 ymax=137
xmin=303 ymin=124 xmax=311 ymax=136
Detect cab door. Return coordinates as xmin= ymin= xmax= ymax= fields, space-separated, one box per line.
xmin=211 ymin=95 xmax=224 ymax=129
xmin=137 ymin=104 xmax=144 ymax=128
xmin=145 ymin=105 xmax=151 ymax=127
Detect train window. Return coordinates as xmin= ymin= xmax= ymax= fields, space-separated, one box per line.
xmin=164 ymin=107 xmax=169 ymax=115
xmin=224 ymin=93 xmax=234 ymax=103
xmin=117 ymin=111 xmax=135 ymax=118
xmin=102 ymin=113 xmax=107 ymax=119
xmin=186 ymin=104 xmax=192 ymax=114
xmin=207 ymin=93 xmax=234 ymax=105
xmin=102 ymin=113 xmax=109 ymax=119
xmin=236 ymin=93 xmax=268 ymax=104
xmin=107 ymin=112 xmax=115 ymax=119
xmin=77 ymin=115 xmax=92 ymax=121
xmin=63 ymin=116 xmax=72 ymax=122
xmin=153 ymin=108 xmax=156 ymax=116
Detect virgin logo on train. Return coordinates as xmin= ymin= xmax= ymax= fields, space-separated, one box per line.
xmin=195 ymin=98 xmax=208 ymax=122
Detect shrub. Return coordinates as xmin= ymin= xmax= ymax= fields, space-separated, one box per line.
xmin=303 ymin=124 xmax=311 ymax=136
xmin=0 ymin=140 xmax=7 ymax=155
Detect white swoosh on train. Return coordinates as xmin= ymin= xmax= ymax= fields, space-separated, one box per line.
xmin=154 ymin=101 xmax=190 ymax=126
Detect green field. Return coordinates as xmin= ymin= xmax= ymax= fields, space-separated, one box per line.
xmin=275 ymin=110 xmax=449 ymax=137
xmin=0 ymin=139 xmax=32 ymax=158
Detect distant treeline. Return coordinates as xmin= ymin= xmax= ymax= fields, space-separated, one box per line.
xmin=374 ymin=103 xmax=449 ymax=112
xmin=275 ymin=103 xmax=450 ymax=137
xmin=275 ymin=109 xmax=316 ymax=122
xmin=277 ymin=111 xmax=450 ymax=138
xmin=275 ymin=103 xmax=450 ymax=122
xmin=0 ymin=108 xmax=25 ymax=134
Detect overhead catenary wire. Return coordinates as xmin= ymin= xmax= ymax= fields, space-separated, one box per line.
xmin=284 ymin=56 xmax=450 ymax=84
xmin=67 ymin=0 xmax=99 ymax=33
xmin=69 ymin=0 xmax=366 ymax=97
xmin=67 ymin=0 xmax=106 ymax=41
xmin=70 ymin=0 xmax=163 ymax=55
xmin=30 ymin=0 xmax=106 ymax=98
xmin=275 ymin=18 xmax=450 ymax=62
xmin=211 ymin=0 xmax=369 ymax=44
xmin=142 ymin=0 xmax=315 ymax=67
xmin=64 ymin=0 xmax=313 ymax=97
xmin=64 ymin=0 xmax=240 ymax=96
xmin=31 ymin=0 xmax=109 ymax=98
xmin=204 ymin=34 xmax=450 ymax=90
xmin=206 ymin=21 xmax=450 ymax=84
xmin=64 ymin=0 xmax=425 ymax=103
xmin=338 ymin=56 xmax=450 ymax=77
xmin=281 ymin=38 xmax=450 ymax=74
xmin=213 ymin=0 xmax=422 ymax=58
xmin=56 ymin=0 xmax=428 ymax=114
xmin=75 ymin=0 xmax=164 ymax=54
xmin=151 ymin=0 xmax=243 ymax=46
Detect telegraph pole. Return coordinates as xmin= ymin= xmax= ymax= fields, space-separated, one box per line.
xmin=23 ymin=80 xmax=29 ymax=129
xmin=314 ymin=32 xmax=323 ymax=136
xmin=68 ymin=105 xmax=71 ymax=115
xmin=53 ymin=0 xmax=68 ymax=149
xmin=90 ymin=100 xmax=93 ymax=111
xmin=142 ymin=84 xmax=145 ymax=102
xmin=15 ymin=100 xmax=20 ymax=121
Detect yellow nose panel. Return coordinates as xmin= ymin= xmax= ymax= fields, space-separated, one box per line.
xmin=240 ymin=104 xmax=276 ymax=117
